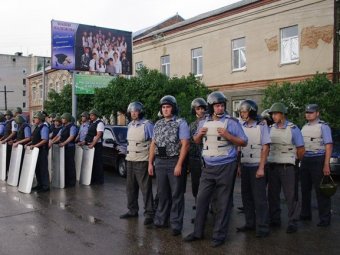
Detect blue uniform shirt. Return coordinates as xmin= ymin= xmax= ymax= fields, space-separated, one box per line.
xmin=304 ymin=120 xmax=333 ymax=157
xmin=0 ymin=122 xmax=5 ymax=136
xmin=24 ymin=126 xmax=31 ymax=138
xmin=128 ymin=118 xmax=154 ymax=140
xmin=78 ymin=122 xmax=89 ymax=142
xmin=271 ymin=120 xmax=304 ymax=147
xmin=242 ymin=121 xmax=271 ymax=167
xmin=40 ymin=124 xmax=50 ymax=141
xmin=196 ymin=114 xmax=248 ymax=166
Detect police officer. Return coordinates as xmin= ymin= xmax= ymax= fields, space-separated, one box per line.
xmin=148 ymin=95 xmax=190 ymax=236
xmin=50 ymin=113 xmax=77 ymax=187
xmin=85 ymin=109 xmax=105 ymax=185
xmin=237 ymin=100 xmax=270 ymax=238
xmin=0 ymin=113 xmax=5 ymax=139
xmin=184 ymin=91 xmax=248 ymax=247
xmin=75 ymin=112 xmax=90 ymax=146
xmin=120 ymin=102 xmax=154 ymax=225
xmin=267 ymin=102 xmax=305 ymax=233
xmin=188 ymin=98 xmax=207 ymax=218
xmin=0 ymin=110 xmax=18 ymax=172
xmin=48 ymin=113 xmax=57 ymax=133
xmin=49 ymin=115 xmax=63 ymax=141
xmin=300 ymin=104 xmax=333 ymax=227
xmin=12 ymin=115 xmax=31 ymax=147
xmin=28 ymin=112 xmax=50 ymax=192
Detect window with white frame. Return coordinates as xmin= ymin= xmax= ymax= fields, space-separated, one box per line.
xmin=135 ymin=61 xmax=143 ymax=71
xmin=192 ymin=48 xmax=203 ymax=76
xmin=232 ymin=99 xmax=244 ymax=118
xmin=161 ymin=55 xmax=170 ymax=76
xmin=281 ymin=25 xmax=299 ymax=64
xmin=232 ymin=38 xmax=246 ymax=71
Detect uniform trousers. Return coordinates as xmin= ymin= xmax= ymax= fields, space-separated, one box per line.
xmin=64 ymin=146 xmax=76 ymax=187
xmin=126 ymin=161 xmax=154 ymax=218
xmin=268 ymin=163 xmax=300 ymax=227
xmin=91 ymin=142 xmax=103 ymax=184
xmin=35 ymin=147 xmax=49 ymax=189
xmin=193 ymin=161 xmax=237 ymax=241
xmin=300 ymin=155 xmax=331 ymax=224
xmin=154 ymin=157 xmax=185 ymax=231
xmin=241 ymin=165 xmax=269 ymax=234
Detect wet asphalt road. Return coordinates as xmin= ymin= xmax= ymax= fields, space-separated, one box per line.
xmin=0 ymin=170 xmax=339 ymax=255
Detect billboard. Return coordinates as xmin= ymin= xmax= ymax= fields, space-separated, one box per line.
xmin=51 ymin=20 xmax=132 ymax=75
xmin=74 ymin=73 xmax=114 ymax=94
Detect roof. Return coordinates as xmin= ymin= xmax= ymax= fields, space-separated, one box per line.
xmin=134 ymin=0 xmax=260 ymax=42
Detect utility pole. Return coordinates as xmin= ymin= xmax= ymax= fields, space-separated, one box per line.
xmin=333 ymin=0 xmax=340 ymax=84
xmin=0 ymin=85 xmax=14 ymax=110
xmin=42 ymin=57 xmax=46 ymax=110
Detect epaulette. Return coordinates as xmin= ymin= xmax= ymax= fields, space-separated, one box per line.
xmin=318 ymin=120 xmax=328 ymax=125
xmin=287 ymin=122 xmax=296 ymax=128
xmin=257 ymin=121 xmax=265 ymax=126
xmin=227 ymin=116 xmax=239 ymax=122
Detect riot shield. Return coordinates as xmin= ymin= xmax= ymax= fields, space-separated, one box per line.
xmin=7 ymin=144 xmax=23 ymax=186
xmin=18 ymin=147 xmax=39 ymax=193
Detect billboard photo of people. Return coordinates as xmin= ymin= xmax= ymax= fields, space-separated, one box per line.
xmin=51 ymin=20 xmax=132 ymax=75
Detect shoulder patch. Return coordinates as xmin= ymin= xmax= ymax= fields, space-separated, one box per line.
xmin=287 ymin=122 xmax=296 ymax=128
xmin=227 ymin=116 xmax=239 ymax=123
xmin=319 ymin=120 xmax=328 ymax=125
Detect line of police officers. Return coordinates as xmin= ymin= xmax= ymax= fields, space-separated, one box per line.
xmin=0 ymin=108 xmax=105 ymax=192
xmin=119 ymin=92 xmax=333 ymax=248
xmin=0 ymin=91 xmax=334 ymax=248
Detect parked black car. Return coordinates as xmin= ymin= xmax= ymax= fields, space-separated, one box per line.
xmin=102 ymin=125 xmax=128 ymax=177
xmin=330 ymin=130 xmax=340 ymax=175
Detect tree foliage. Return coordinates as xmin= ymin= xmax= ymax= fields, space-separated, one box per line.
xmin=262 ymin=73 xmax=340 ymax=129
xmin=93 ymin=67 xmax=212 ymax=122
xmin=44 ymin=84 xmax=94 ymax=116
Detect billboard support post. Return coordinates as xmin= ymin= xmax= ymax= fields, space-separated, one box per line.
xmin=72 ymin=71 xmax=77 ymax=119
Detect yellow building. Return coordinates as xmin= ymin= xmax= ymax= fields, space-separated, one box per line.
xmin=133 ymin=0 xmax=334 ymax=115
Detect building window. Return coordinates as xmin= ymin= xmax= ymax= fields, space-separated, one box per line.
xmin=192 ymin=48 xmax=203 ymax=76
xmin=23 ymin=102 xmax=26 ymax=108
xmin=23 ymin=90 xmax=26 ymax=96
xmin=32 ymin=87 xmax=36 ymax=100
xmin=281 ymin=25 xmax=299 ymax=64
xmin=23 ymin=79 xmax=26 ymax=85
xmin=161 ymin=55 xmax=170 ymax=76
xmin=232 ymin=99 xmax=244 ymax=118
xmin=135 ymin=61 xmax=143 ymax=71
xmin=232 ymin=38 xmax=246 ymax=71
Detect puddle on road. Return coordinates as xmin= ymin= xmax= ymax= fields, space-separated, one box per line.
xmin=88 ymin=215 xmax=103 ymax=224
xmin=1 ymin=187 xmax=7 ymax=193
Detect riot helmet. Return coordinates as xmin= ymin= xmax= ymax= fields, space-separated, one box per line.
xmin=15 ymin=115 xmax=25 ymax=125
xmin=0 ymin=113 xmax=5 ymax=122
xmin=80 ymin=111 xmax=90 ymax=119
xmin=207 ymin=91 xmax=227 ymax=115
xmin=320 ymin=176 xmax=337 ymax=198
xmin=89 ymin=109 xmax=101 ymax=118
xmin=33 ymin=111 xmax=45 ymax=122
xmin=159 ymin=95 xmax=178 ymax=116
xmin=13 ymin=107 xmax=23 ymax=115
xmin=239 ymin=99 xmax=258 ymax=120
xmin=268 ymin=102 xmax=287 ymax=114
xmin=260 ymin=109 xmax=274 ymax=126
xmin=127 ymin=101 xmax=144 ymax=119
xmin=305 ymin=104 xmax=319 ymax=113
xmin=4 ymin=110 xmax=13 ymax=117
xmin=191 ymin=98 xmax=208 ymax=115
xmin=61 ymin=113 xmax=72 ymax=122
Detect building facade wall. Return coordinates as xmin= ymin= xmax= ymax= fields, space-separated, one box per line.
xmin=0 ymin=54 xmax=48 ymax=113
xmin=28 ymin=70 xmax=72 ymax=120
xmin=133 ymin=0 xmax=334 ymax=112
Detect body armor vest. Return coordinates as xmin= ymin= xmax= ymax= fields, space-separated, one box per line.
xmin=154 ymin=118 xmax=182 ymax=157
xmin=241 ymin=124 xmax=262 ymax=164
xmin=202 ymin=119 xmax=233 ymax=157
xmin=51 ymin=126 xmax=62 ymax=139
xmin=32 ymin=124 xmax=48 ymax=149
xmin=301 ymin=122 xmax=324 ymax=153
xmin=85 ymin=119 xmax=103 ymax=144
xmin=126 ymin=120 xmax=150 ymax=161
xmin=17 ymin=123 xmax=29 ymax=141
xmin=60 ymin=123 xmax=75 ymax=143
xmin=268 ymin=123 xmax=296 ymax=165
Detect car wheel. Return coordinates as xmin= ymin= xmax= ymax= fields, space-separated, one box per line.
xmin=117 ymin=157 xmax=127 ymax=177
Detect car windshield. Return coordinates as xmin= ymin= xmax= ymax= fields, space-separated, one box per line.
xmin=113 ymin=127 xmax=127 ymax=143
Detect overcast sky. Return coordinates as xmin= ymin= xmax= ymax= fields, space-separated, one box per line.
xmin=0 ymin=0 xmax=240 ymax=57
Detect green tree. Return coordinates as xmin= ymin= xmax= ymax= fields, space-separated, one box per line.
xmin=44 ymin=84 xmax=94 ymax=117
xmin=262 ymin=73 xmax=340 ymax=129
xmin=93 ymin=67 xmax=211 ymax=122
